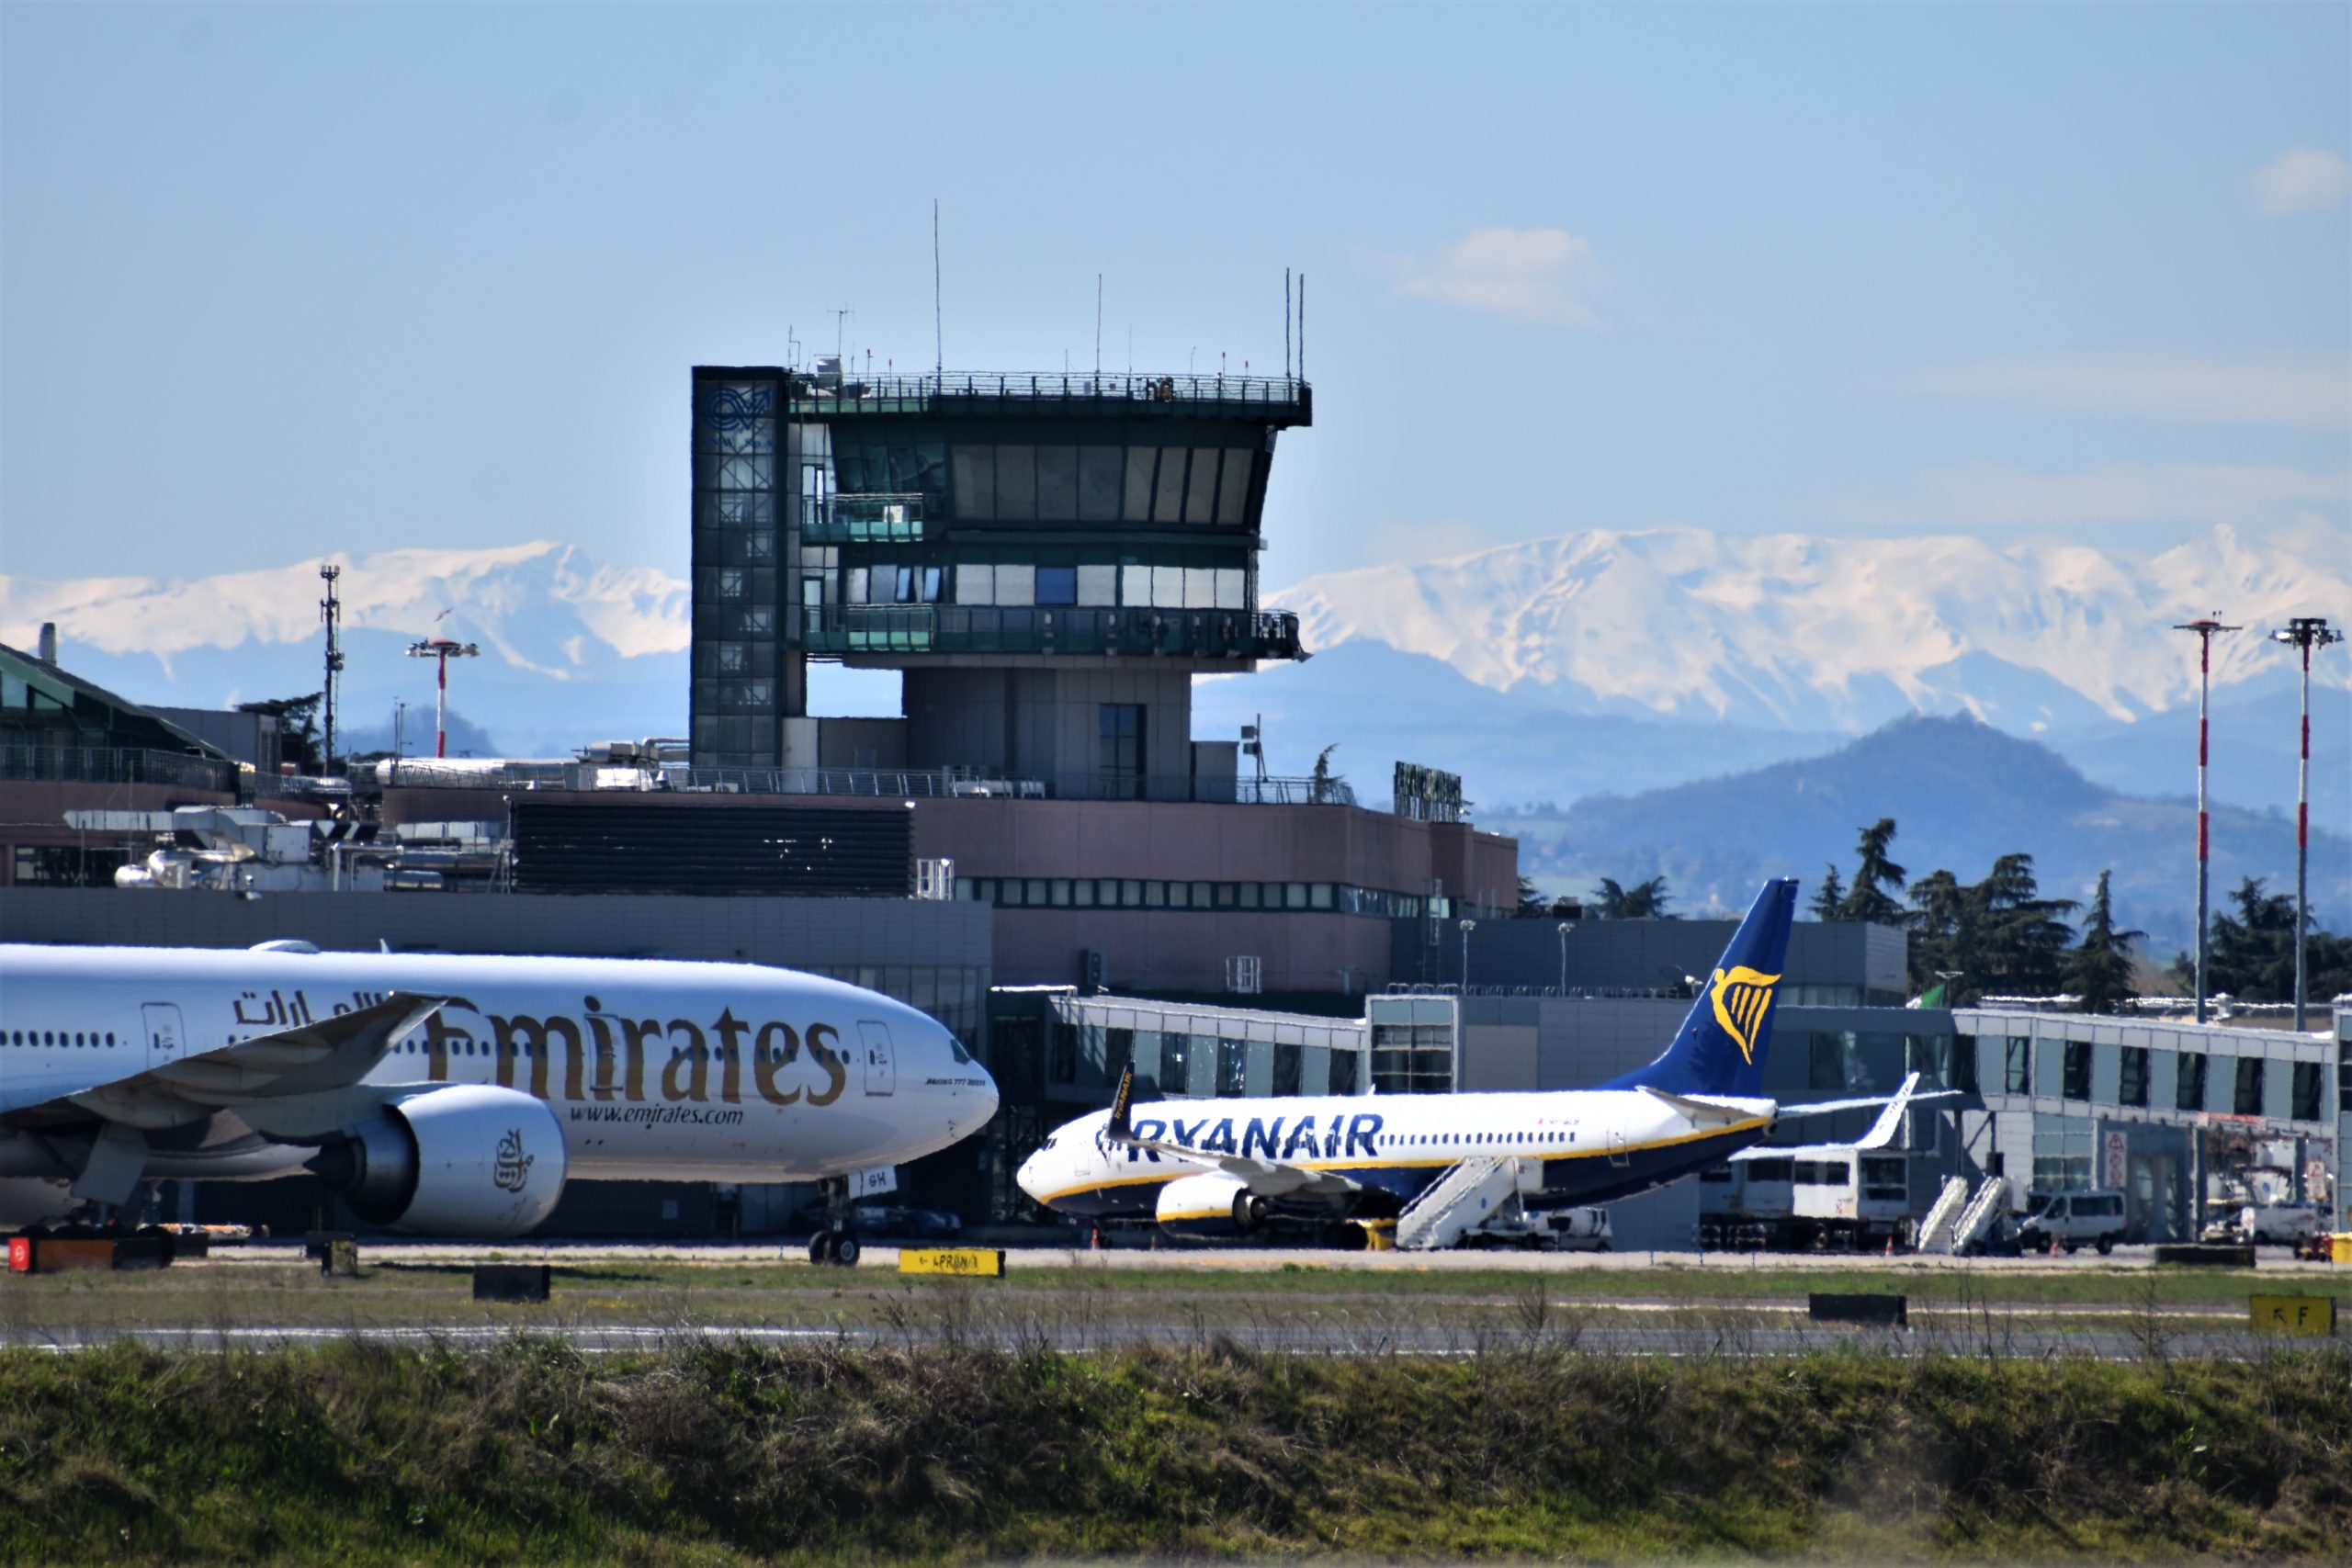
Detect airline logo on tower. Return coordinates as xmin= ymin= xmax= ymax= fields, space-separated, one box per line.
xmin=1709 ymin=965 xmax=1781 ymax=1065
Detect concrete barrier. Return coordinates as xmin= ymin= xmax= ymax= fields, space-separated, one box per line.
xmin=472 ymin=1263 xmax=552 ymax=1303
xmin=2155 ymin=1244 xmax=2256 ymax=1268
xmin=1809 ymin=1292 xmax=1908 ymax=1327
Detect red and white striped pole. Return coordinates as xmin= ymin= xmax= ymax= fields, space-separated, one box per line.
xmin=2173 ymin=617 xmax=2239 ymax=1024
xmin=405 ymin=637 xmax=480 ymax=762
xmin=2272 ymin=617 xmax=2343 ymax=1032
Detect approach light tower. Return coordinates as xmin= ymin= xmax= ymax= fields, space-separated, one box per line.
xmin=2270 ymin=616 xmax=2343 ymax=1031
xmin=2171 ymin=615 xmax=2240 ymax=1024
xmin=405 ymin=637 xmax=480 ymax=759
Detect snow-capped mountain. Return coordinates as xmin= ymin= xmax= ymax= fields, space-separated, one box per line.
xmin=5 ymin=524 xmax=2342 ymax=821
xmin=1269 ymin=522 xmax=2349 ymax=733
xmin=0 ymin=543 xmax=689 ymax=757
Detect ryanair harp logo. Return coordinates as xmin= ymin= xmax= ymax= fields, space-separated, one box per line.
xmin=1709 ymin=965 xmax=1781 ymax=1065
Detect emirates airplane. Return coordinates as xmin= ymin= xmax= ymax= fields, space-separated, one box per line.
xmin=1017 ymin=879 xmax=1935 ymax=1247
xmin=0 ymin=942 xmax=997 ymax=1260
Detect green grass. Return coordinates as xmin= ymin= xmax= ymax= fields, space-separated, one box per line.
xmin=1 ymin=1254 xmax=2343 ymax=1339
xmin=0 ymin=1339 xmax=2346 ymax=1563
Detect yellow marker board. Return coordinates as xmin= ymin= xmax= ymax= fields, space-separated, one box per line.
xmin=899 ymin=1247 xmax=1006 ymax=1279
xmin=2248 ymin=1295 xmax=2337 ymax=1337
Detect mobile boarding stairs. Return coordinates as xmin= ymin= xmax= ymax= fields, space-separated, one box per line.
xmin=1916 ymin=1173 xmax=2013 ymax=1255
xmin=1394 ymin=1156 xmax=1546 ymax=1251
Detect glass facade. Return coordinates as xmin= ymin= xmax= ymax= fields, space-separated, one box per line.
xmin=690 ymin=378 xmax=784 ymax=766
xmin=2119 ymin=1045 xmax=2149 ymax=1108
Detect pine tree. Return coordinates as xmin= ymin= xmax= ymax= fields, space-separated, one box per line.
xmin=1514 ymin=876 xmax=1547 ymax=917
xmin=1907 ymin=868 xmax=1966 ymax=997
xmin=1590 ymin=876 xmax=1673 ymax=919
xmin=2064 ymin=870 xmax=2143 ymax=1015
xmin=1835 ymin=818 xmax=1909 ymax=926
xmin=1811 ymin=864 xmax=1846 ymax=920
xmin=1973 ymin=853 xmax=2077 ymax=998
xmin=2176 ymin=877 xmax=2304 ymax=1000
xmin=1621 ymin=876 xmax=1672 ymax=919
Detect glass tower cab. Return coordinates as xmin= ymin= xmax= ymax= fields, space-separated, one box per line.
xmin=689 ymin=367 xmax=1311 ymax=800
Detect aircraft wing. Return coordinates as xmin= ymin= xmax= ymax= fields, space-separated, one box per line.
xmin=1097 ymin=1063 xmax=1365 ymax=1200
xmin=1636 ymin=1085 xmax=1764 ymax=1125
xmin=1735 ymin=1072 xmax=1951 ymax=1156
xmin=1 ymin=993 xmax=448 ymax=1134
xmin=1775 ymin=1073 xmax=1961 ymax=1119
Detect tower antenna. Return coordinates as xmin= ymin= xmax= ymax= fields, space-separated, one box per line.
xmin=933 ymin=198 xmax=944 ymax=379
xmin=318 ymin=564 xmax=344 ymax=773
xmin=1095 ymin=274 xmax=1102 ymax=382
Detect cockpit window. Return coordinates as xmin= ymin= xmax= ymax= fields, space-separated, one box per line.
xmin=947 ymin=1035 xmax=973 ymax=1065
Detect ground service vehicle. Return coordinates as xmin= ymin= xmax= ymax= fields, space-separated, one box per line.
xmin=1697 ymin=1150 xmax=1914 ymax=1251
xmin=2017 ymin=1189 xmax=2127 ymax=1254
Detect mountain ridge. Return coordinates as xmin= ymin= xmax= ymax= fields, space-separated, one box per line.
xmin=1485 ymin=713 xmax=2351 ymax=956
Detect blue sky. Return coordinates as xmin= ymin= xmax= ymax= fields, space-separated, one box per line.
xmin=4 ymin=2 xmax=2346 ymax=588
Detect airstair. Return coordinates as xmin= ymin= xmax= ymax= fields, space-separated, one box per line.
xmin=1395 ymin=1157 xmax=1536 ymax=1251
xmin=1931 ymin=1177 xmax=2012 ymax=1255
xmin=1915 ymin=1175 xmax=1973 ymax=1254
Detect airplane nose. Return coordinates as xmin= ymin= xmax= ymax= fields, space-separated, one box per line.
xmin=1015 ymin=1148 xmax=1046 ymax=1203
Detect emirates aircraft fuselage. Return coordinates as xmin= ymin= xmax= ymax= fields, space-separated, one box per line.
xmin=0 ymin=944 xmax=998 ymax=1188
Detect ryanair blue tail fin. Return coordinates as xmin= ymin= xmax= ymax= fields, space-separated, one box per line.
xmin=1599 ymin=878 xmax=1799 ymax=1099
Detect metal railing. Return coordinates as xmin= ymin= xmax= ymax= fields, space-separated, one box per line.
xmin=364 ymin=755 xmax=1366 ymax=808
xmin=802 ymin=492 xmax=925 ymax=543
xmin=806 ymin=605 xmax=1302 ymax=660
xmin=783 ymin=370 xmax=1307 ymax=414
xmin=1236 ymin=775 xmax=1357 ymax=807
xmin=375 ymin=759 xmax=1042 ymax=798
xmin=0 ymin=744 xmax=236 ymax=793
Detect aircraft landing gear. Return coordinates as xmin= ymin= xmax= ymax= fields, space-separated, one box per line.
xmin=807 ymin=1177 xmax=861 ymax=1267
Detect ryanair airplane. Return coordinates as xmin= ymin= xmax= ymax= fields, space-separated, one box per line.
xmin=1016 ymin=878 xmax=1929 ymax=1247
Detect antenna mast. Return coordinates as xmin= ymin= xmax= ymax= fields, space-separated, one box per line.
xmin=933 ymin=198 xmax=944 ymax=379
xmin=318 ymin=564 xmax=344 ymax=773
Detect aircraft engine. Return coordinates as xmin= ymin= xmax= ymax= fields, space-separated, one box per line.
xmin=0 ymin=1177 xmax=80 ymax=1230
xmin=1154 ymin=1171 xmax=1253 ymax=1241
xmin=306 ymin=1084 xmax=565 ymax=1237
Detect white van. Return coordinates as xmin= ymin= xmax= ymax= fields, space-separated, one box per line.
xmin=2017 ymin=1189 xmax=2127 ymax=1255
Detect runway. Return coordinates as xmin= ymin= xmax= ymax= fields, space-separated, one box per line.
xmin=3 ymin=1317 xmax=2334 ymax=1362
xmin=196 ymin=1237 xmax=2348 ymax=1276
xmin=6 ymin=1233 xmax=2342 ymax=1364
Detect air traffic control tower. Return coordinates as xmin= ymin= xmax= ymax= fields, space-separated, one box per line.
xmin=688 ymin=367 xmax=1311 ymax=799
